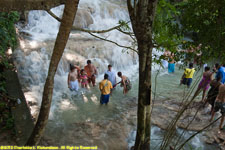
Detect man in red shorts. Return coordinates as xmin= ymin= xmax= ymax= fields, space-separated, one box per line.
xmin=84 ymin=60 xmax=98 ymax=87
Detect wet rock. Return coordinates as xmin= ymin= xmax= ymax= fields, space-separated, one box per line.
xmin=74 ymin=9 xmax=93 ymax=28
xmin=151 ymin=99 xmax=225 ymax=150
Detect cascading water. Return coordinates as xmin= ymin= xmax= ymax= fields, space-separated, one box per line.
xmin=14 ymin=0 xmax=140 ymax=148
xmin=13 ymin=0 xmax=214 ymax=149
xmin=15 ymin=0 xmax=138 ymax=117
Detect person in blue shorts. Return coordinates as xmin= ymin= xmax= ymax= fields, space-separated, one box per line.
xmin=180 ymin=63 xmax=195 ymax=88
xmin=164 ymin=50 xmax=175 ymax=73
xmin=99 ymin=74 xmax=112 ymax=105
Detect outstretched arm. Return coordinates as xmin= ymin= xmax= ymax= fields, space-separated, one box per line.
xmin=74 ymin=65 xmax=80 ymax=71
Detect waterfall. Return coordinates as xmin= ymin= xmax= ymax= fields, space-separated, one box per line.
xmin=12 ymin=1 xmax=215 ymax=149
xmin=14 ymin=0 xmax=138 ymax=119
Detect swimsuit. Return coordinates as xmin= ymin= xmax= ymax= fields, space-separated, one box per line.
xmin=206 ymin=80 xmax=220 ymax=107
xmin=80 ymin=75 xmax=88 ymax=85
xmin=124 ymin=78 xmax=132 ymax=91
xmin=69 ymin=80 xmax=79 ymax=91
xmin=168 ymin=63 xmax=175 ymax=73
xmin=198 ymin=75 xmax=211 ymax=90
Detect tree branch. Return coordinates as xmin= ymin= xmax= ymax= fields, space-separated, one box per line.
xmin=46 ymin=9 xmax=137 ymax=52
xmin=72 ymin=25 xmax=122 ymax=34
xmin=88 ymin=32 xmax=138 ymax=53
xmin=0 ymin=0 xmax=66 ymax=12
xmin=46 ymin=9 xmax=62 ymax=22
xmin=47 ymin=9 xmax=133 ymax=34
xmin=116 ymin=28 xmax=135 ymax=36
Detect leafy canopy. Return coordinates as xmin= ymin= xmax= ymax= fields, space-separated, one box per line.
xmin=179 ymin=0 xmax=225 ymax=63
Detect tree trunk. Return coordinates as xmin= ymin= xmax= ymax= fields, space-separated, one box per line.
xmin=134 ymin=37 xmax=153 ymax=150
xmin=26 ymin=0 xmax=79 ymax=145
xmin=0 ymin=0 xmax=66 ymax=11
xmin=127 ymin=0 xmax=158 ymax=149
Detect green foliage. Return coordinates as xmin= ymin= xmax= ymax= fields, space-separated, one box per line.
xmin=0 ymin=101 xmax=14 ymax=130
xmin=0 ymin=12 xmax=18 ymax=132
xmin=4 ymin=115 xmax=14 ymax=130
xmin=178 ymin=0 xmax=225 ymax=63
xmin=152 ymin=0 xmax=185 ymax=65
xmin=0 ymin=11 xmax=19 ymax=54
xmin=118 ymin=20 xmax=131 ymax=31
xmin=153 ymin=0 xmax=183 ymax=52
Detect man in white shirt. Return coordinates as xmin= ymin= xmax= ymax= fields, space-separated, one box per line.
xmin=105 ymin=64 xmax=116 ymax=88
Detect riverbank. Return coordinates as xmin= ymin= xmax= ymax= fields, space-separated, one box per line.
xmin=151 ymin=97 xmax=225 ymax=150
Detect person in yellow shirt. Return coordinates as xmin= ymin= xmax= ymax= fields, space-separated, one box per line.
xmin=99 ymin=74 xmax=113 ymax=105
xmin=180 ymin=63 xmax=195 ymax=88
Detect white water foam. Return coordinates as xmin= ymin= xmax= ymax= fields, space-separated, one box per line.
xmin=14 ymin=0 xmax=140 ymax=120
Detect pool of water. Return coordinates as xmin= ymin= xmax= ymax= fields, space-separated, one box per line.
xmin=41 ymin=65 xmax=214 ymax=149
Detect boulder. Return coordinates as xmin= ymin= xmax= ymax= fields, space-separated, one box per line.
xmin=74 ymin=9 xmax=93 ymax=28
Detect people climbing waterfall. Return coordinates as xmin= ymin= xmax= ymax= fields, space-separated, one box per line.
xmin=105 ymin=64 xmax=116 ymax=88
xmin=84 ymin=60 xmax=98 ymax=87
xmin=180 ymin=63 xmax=195 ymax=88
xmin=117 ymin=72 xmax=132 ymax=94
xmin=205 ymin=76 xmax=222 ymax=114
xmin=80 ymin=69 xmax=88 ymax=89
xmin=68 ymin=64 xmax=79 ymax=91
xmin=192 ymin=66 xmax=214 ymax=102
xmin=210 ymin=83 xmax=225 ymax=132
xmin=164 ymin=50 xmax=175 ymax=73
xmin=99 ymin=74 xmax=113 ymax=105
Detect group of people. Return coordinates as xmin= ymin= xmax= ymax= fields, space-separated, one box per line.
xmin=163 ymin=45 xmax=203 ymax=74
xmin=68 ymin=60 xmax=97 ymax=91
xmin=180 ymin=63 xmax=225 ymax=131
xmin=67 ymin=60 xmax=132 ymax=105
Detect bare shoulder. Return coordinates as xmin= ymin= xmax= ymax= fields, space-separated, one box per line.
xmin=219 ymin=84 xmax=225 ymax=90
xmin=92 ymin=64 xmax=96 ymax=69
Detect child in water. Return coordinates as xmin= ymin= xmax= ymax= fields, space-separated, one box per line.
xmin=80 ymin=69 xmax=88 ymax=89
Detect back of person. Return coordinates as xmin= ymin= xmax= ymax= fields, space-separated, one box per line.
xmin=216 ymin=66 xmax=225 ymax=84
xmin=217 ymin=84 xmax=225 ymax=102
xmin=84 ymin=64 xmax=94 ymax=78
xmin=222 ymin=67 xmax=225 ymax=83
xmin=184 ymin=68 xmax=195 ymax=78
xmin=105 ymin=70 xmax=116 ymax=86
xmin=125 ymin=77 xmax=132 ymax=91
xmin=99 ymin=79 xmax=112 ymax=95
xmin=207 ymin=79 xmax=221 ymax=102
xmin=199 ymin=68 xmax=212 ymax=89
